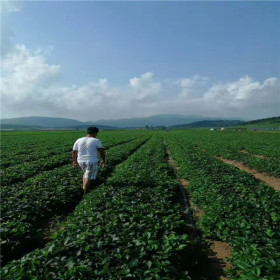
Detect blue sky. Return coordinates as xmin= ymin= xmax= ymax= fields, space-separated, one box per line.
xmin=1 ymin=1 xmax=279 ymax=121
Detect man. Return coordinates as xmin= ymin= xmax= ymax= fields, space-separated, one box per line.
xmin=72 ymin=127 xmax=106 ymax=194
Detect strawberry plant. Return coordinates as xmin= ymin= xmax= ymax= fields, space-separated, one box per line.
xmin=0 ymin=133 xmax=206 ymax=279
xmin=165 ymin=132 xmax=280 ymax=279
xmin=0 ymin=133 xmax=151 ymax=265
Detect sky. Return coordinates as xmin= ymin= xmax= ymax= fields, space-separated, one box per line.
xmin=1 ymin=0 xmax=279 ymax=121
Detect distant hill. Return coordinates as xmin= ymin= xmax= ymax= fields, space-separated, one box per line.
xmin=1 ymin=115 xmax=242 ymax=129
xmin=170 ymin=120 xmax=244 ymax=129
xmin=0 ymin=116 xmax=116 ymax=130
xmin=242 ymin=116 xmax=280 ymax=127
xmin=92 ymin=114 xmax=241 ymax=128
xmin=169 ymin=116 xmax=280 ymax=130
xmin=1 ymin=116 xmax=88 ymax=127
xmin=94 ymin=114 xmax=204 ymax=127
xmin=0 ymin=124 xmax=43 ymax=130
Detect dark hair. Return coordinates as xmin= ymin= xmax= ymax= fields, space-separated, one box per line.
xmin=87 ymin=127 xmax=99 ymax=134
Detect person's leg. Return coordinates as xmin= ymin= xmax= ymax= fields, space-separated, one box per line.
xmin=88 ymin=163 xmax=98 ymax=191
xmin=83 ymin=163 xmax=98 ymax=194
xmin=82 ymin=162 xmax=92 ymax=194
xmin=83 ymin=177 xmax=91 ymax=194
xmin=78 ymin=162 xmax=87 ymax=192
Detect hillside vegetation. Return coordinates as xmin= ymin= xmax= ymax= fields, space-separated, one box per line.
xmin=242 ymin=116 xmax=280 ymax=128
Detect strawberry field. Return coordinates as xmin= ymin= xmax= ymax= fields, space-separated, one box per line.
xmin=1 ymin=129 xmax=279 ymax=279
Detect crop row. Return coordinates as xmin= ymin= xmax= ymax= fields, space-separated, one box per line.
xmin=1 ymin=145 xmax=72 ymax=169
xmin=0 ymin=134 xmax=146 ymax=186
xmin=1 ymin=153 xmax=75 ymax=186
xmin=169 ymin=130 xmax=280 ymax=177
xmin=203 ymin=130 xmax=280 ymax=158
xmin=1 ymin=132 xmax=77 ymax=158
xmin=1 ymin=134 xmax=150 ymax=202
xmin=1 ymin=131 xmax=144 ymax=169
xmin=1 ymin=133 xmax=207 ymax=279
xmin=165 ymin=133 xmax=280 ymax=279
xmin=1 ymin=131 xmax=146 ymax=164
xmin=0 ymin=135 xmax=151 ymax=265
xmin=200 ymin=143 xmax=280 ymax=178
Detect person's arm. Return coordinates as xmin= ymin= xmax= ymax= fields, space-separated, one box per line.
xmin=98 ymin=148 xmax=106 ymax=167
xmin=72 ymin=150 xmax=79 ymax=167
xmin=72 ymin=140 xmax=79 ymax=167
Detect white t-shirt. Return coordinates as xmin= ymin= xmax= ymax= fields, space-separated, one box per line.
xmin=73 ymin=137 xmax=103 ymax=163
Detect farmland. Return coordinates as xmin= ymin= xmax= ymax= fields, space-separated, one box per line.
xmin=1 ymin=129 xmax=280 ymax=279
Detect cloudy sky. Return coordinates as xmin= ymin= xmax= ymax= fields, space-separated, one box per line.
xmin=1 ymin=1 xmax=279 ymax=121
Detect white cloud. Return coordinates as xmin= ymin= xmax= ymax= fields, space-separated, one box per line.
xmin=176 ymin=75 xmax=209 ymax=98
xmin=204 ymin=76 xmax=279 ymax=109
xmin=129 ymin=72 xmax=161 ymax=101
xmin=1 ymin=44 xmax=279 ymax=121
xmin=1 ymin=44 xmax=61 ymax=103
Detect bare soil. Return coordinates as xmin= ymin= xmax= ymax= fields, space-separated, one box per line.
xmin=179 ymin=178 xmax=204 ymax=219
xmin=186 ymin=192 xmax=231 ymax=280
xmin=199 ymin=147 xmax=279 ymax=191
xmin=217 ymin=157 xmax=280 ymax=191
xmin=208 ymin=241 xmax=233 ymax=280
xmin=165 ymin=143 xmax=233 ymax=279
xmin=180 ymin=178 xmax=189 ymax=187
xmin=165 ymin=143 xmax=180 ymax=171
xmin=241 ymin=149 xmax=267 ymax=159
xmin=193 ymin=208 xmax=205 ymax=220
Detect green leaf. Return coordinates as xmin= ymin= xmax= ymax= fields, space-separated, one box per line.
xmin=103 ymin=263 xmax=109 ymax=273
xmin=66 ymin=260 xmax=74 ymax=269
xmin=147 ymin=261 xmax=152 ymax=269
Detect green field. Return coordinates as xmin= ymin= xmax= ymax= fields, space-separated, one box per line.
xmin=1 ymin=130 xmax=280 ymax=279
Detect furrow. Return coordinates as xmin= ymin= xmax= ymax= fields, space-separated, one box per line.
xmin=0 ymin=135 xmax=152 ymax=265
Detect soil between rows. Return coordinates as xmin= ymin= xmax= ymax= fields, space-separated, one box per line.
xmin=165 ymin=144 xmax=232 ymax=280
xmin=199 ymin=147 xmax=280 ymax=191
xmin=208 ymin=241 xmax=233 ymax=280
xmin=2 ymin=136 xmax=143 ymax=188
xmin=216 ymin=156 xmax=280 ymax=191
xmin=2 ymin=136 xmax=152 ymax=266
xmin=44 ymin=135 xmax=153 ymax=241
xmin=179 ymin=177 xmax=232 ymax=280
xmin=240 ymin=149 xmax=267 ymax=159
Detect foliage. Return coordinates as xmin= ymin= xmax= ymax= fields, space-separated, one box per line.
xmin=0 ymin=131 xmax=151 ymax=265
xmin=1 ymin=133 xmax=206 ymax=279
xmin=165 ymin=132 xmax=280 ymax=279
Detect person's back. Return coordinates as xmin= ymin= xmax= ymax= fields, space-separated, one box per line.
xmin=74 ymin=137 xmax=102 ymax=163
xmin=72 ymin=127 xmax=106 ymax=194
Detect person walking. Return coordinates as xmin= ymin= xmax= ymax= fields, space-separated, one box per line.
xmin=72 ymin=127 xmax=106 ymax=194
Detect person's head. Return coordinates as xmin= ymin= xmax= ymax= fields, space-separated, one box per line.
xmin=87 ymin=126 xmax=99 ymax=137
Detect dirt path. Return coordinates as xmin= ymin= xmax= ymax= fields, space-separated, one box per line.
xmin=199 ymin=147 xmax=280 ymax=191
xmin=208 ymin=241 xmax=233 ymax=280
xmin=179 ymin=179 xmax=205 ymax=220
xmin=217 ymin=157 xmax=280 ymax=191
xmin=165 ymin=144 xmax=232 ymax=280
xmin=240 ymin=149 xmax=267 ymax=159
xmin=6 ymin=137 xmax=154 ymax=266
xmin=179 ymin=177 xmax=232 ymax=280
